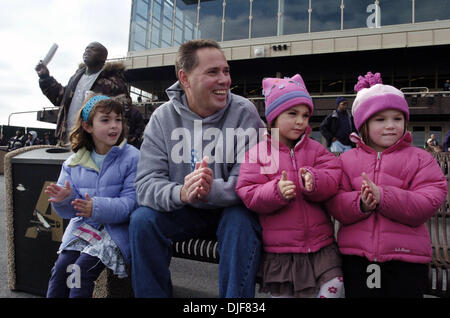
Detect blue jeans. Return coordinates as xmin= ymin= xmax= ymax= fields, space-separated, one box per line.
xmin=129 ymin=205 xmax=262 ymax=298
xmin=330 ymin=140 xmax=352 ymax=153
xmin=46 ymin=250 xmax=105 ymax=298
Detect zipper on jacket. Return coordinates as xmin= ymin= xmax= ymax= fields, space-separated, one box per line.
xmin=290 ymin=149 xmax=297 ymax=170
xmin=290 ymin=148 xmax=311 ymax=252
xmin=373 ymin=152 xmax=382 ymax=262
xmin=375 ymin=152 xmax=381 ymax=178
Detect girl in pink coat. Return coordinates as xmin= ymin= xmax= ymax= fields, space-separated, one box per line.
xmin=326 ymin=72 xmax=447 ymax=298
xmin=236 ymin=74 xmax=343 ymax=298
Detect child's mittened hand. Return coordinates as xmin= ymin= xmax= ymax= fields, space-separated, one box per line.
xmin=45 ymin=180 xmax=72 ymax=203
xmin=299 ymin=168 xmax=314 ymax=192
xmin=72 ymin=193 xmax=93 ymax=218
xmin=278 ymin=170 xmax=296 ymax=200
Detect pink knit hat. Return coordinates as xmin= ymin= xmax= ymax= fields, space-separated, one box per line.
xmin=263 ymin=74 xmax=314 ymax=125
xmin=352 ymin=72 xmax=409 ymax=131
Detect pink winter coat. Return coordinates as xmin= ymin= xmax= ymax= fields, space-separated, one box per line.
xmin=325 ymin=132 xmax=447 ymax=264
xmin=236 ymin=127 xmax=342 ymax=254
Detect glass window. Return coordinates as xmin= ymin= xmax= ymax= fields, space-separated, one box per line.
xmin=378 ymin=0 xmax=412 ymax=26
xmin=151 ymin=25 xmax=160 ymax=48
xmin=223 ymin=0 xmax=250 ymax=41
xmin=174 ymin=26 xmax=183 ymax=45
xmin=343 ymin=0 xmax=377 ymax=29
xmin=412 ymin=126 xmax=425 ymax=148
xmin=415 ymin=0 xmax=450 ymax=22
xmin=136 ymin=13 xmax=149 ymax=29
xmin=251 ymin=0 xmax=277 ymax=38
xmin=175 ymin=0 xmax=199 ymax=43
xmin=163 ymin=25 xmax=172 ymax=43
xmin=135 ymin=24 xmax=148 ymax=47
xmin=311 ymin=0 xmax=340 ymax=32
xmin=136 ymin=0 xmax=150 ymax=17
xmin=164 ymin=1 xmax=174 ymax=20
xmin=150 ymin=1 xmax=174 ymax=48
xmin=198 ymin=0 xmax=223 ymax=41
xmin=153 ymin=1 xmax=162 ymax=20
xmin=280 ymin=0 xmax=308 ymax=35
xmin=162 ymin=1 xmax=174 ymax=45
xmin=310 ymin=127 xmax=323 ymax=143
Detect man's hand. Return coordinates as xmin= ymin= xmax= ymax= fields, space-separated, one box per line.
xmin=72 ymin=193 xmax=93 ymax=218
xmin=278 ymin=170 xmax=296 ymax=200
xmin=45 ymin=180 xmax=72 ymax=203
xmin=35 ymin=61 xmax=49 ymax=78
xmin=180 ymin=156 xmax=213 ymax=203
xmin=360 ymin=172 xmax=380 ymax=212
xmin=299 ymin=168 xmax=314 ymax=192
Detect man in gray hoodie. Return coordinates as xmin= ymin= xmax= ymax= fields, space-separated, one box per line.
xmin=130 ymin=39 xmax=265 ymax=297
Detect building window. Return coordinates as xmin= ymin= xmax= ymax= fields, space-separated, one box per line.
xmin=412 ymin=126 xmax=425 ymax=148
xmin=136 ymin=0 xmax=150 ymax=18
xmin=128 ymin=0 xmax=450 ymax=51
xmin=343 ymin=0 xmax=374 ymax=30
xmin=130 ymin=0 xmax=151 ymax=50
xmin=280 ymin=0 xmax=308 ymax=35
xmin=223 ymin=0 xmax=250 ymax=41
xmin=251 ymin=0 xmax=278 ymax=38
xmin=174 ymin=0 xmax=198 ymax=45
xmin=149 ymin=0 xmax=175 ymax=48
xmin=378 ymin=0 xmax=412 ymax=26
xmin=415 ymin=0 xmax=450 ymax=23
xmin=198 ymin=0 xmax=223 ymax=42
xmin=310 ymin=0 xmax=341 ymax=32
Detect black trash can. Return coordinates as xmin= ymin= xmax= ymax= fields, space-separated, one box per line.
xmin=6 ymin=147 xmax=71 ymax=296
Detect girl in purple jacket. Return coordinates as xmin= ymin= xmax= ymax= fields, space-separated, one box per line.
xmin=45 ymin=95 xmax=139 ymax=298
xmin=326 ymin=72 xmax=447 ymax=298
xmin=236 ymin=74 xmax=344 ymax=298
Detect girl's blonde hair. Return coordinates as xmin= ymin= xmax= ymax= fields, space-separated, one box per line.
xmin=69 ymin=95 xmax=127 ymax=152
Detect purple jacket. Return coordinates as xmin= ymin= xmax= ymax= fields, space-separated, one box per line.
xmin=236 ymin=127 xmax=342 ymax=253
xmin=326 ymin=132 xmax=447 ymax=264
xmin=51 ymin=140 xmax=140 ymax=263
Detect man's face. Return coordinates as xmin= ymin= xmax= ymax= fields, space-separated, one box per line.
xmin=180 ymin=48 xmax=231 ymax=117
xmin=338 ymin=101 xmax=348 ymax=111
xmin=83 ymin=42 xmax=107 ymax=67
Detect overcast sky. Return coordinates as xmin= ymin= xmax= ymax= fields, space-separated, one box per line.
xmin=0 ymin=0 xmax=132 ymax=129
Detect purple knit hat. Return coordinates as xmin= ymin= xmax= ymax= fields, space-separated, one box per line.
xmin=352 ymin=72 xmax=409 ymax=131
xmin=263 ymin=74 xmax=314 ymax=125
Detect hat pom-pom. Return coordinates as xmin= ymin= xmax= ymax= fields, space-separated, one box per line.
xmin=354 ymin=71 xmax=383 ymax=92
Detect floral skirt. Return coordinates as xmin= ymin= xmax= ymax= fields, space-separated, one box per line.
xmin=257 ymin=243 xmax=343 ymax=298
xmin=63 ymin=226 xmax=128 ymax=279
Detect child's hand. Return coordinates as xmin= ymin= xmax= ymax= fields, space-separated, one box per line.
xmin=299 ymin=168 xmax=314 ymax=192
xmin=181 ymin=156 xmax=213 ymax=203
xmin=72 ymin=193 xmax=93 ymax=218
xmin=45 ymin=180 xmax=72 ymax=203
xmin=278 ymin=171 xmax=296 ymax=200
xmin=360 ymin=172 xmax=380 ymax=212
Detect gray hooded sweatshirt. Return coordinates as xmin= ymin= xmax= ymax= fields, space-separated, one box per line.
xmin=135 ymin=81 xmax=265 ymax=212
